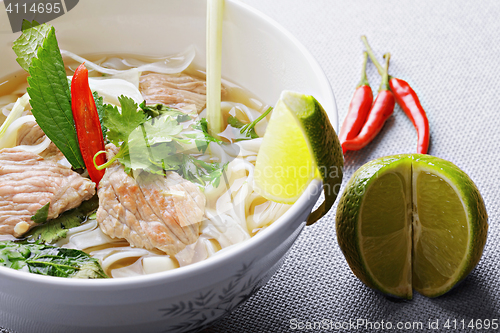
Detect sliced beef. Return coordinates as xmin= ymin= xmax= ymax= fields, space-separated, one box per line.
xmin=139 ymin=73 xmax=226 ymax=113
xmin=16 ymin=121 xmax=64 ymax=162
xmin=97 ymin=145 xmax=205 ymax=256
xmin=17 ymin=121 xmax=45 ymax=146
xmin=0 ymin=148 xmax=96 ymax=237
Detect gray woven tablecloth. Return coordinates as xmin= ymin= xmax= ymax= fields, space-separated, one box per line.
xmin=206 ymin=0 xmax=500 ymax=332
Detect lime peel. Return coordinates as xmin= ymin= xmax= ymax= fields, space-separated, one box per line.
xmin=254 ymin=91 xmax=343 ymax=225
xmin=336 ymin=154 xmax=488 ymax=299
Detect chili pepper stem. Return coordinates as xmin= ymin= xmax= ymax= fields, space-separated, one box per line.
xmin=357 ymin=51 xmax=370 ymax=88
xmin=361 ymin=35 xmax=386 ymax=77
xmin=379 ymin=53 xmax=391 ymax=92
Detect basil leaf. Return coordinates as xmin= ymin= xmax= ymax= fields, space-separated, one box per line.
xmin=0 ymin=241 xmax=107 ymax=279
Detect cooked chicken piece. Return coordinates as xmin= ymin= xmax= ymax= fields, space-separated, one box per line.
xmin=0 ymin=148 xmax=96 ymax=237
xmin=97 ymin=144 xmax=205 ymax=256
xmin=139 ymin=73 xmax=226 ymax=113
xmin=16 ymin=121 xmax=65 ymax=162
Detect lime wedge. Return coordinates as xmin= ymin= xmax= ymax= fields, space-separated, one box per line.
xmin=254 ymin=91 xmax=343 ymax=224
xmin=411 ymin=155 xmax=488 ymax=297
xmin=336 ymin=154 xmax=488 ymax=299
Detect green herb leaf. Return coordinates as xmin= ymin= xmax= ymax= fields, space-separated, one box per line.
xmin=22 ymin=25 xmax=85 ymax=169
xmin=103 ymin=96 xmax=147 ymax=146
xmin=0 ymin=241 xmax=107 ymax=279
xmin=228 ymin=106 xmax=272 ymax=141
xmin=137 ymin=114 xmax=183 ymax=146
xmin=25 ymin=196 xmax=99 ymax=244
xmin=31 ymin=202 xmax=50 ymax=224
xmin=227 ymin=115 xmax=246 ymax=129
xmin=227 ymin=115 xmax=258 ymax=140
xmin=139 ymin=102 xmax=191 ymax=122
xmin=101 ymin=101 xmax=226 ymax=187
xmin=178 ymin=156 xmax=227 ymax=187
xmin=93 ymin=91 xmax=107 ymax=140
xmin=125 ymin=115 xmax=183 ymax=176
xmin=12 ymin=20 xmax=51 ymax=72
xmin=189 ymin=118 xmax=224 ymax=153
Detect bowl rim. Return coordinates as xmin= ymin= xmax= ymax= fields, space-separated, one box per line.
xmin=0 ymin=0 xmax=335 ymax=289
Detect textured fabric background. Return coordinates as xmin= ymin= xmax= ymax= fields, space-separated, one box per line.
xmin=205 ymin=0 xmax=500 ymax=332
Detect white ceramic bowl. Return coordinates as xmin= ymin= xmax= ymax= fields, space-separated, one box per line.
xmin=0 ymin=1 xmax=337 ymax=332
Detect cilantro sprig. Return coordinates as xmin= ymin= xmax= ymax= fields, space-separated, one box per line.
xmin=96 ymin=98 xmax=226 ymax=187
xmin=25 ymin=196 xmax=99 ymax=244
xmin=139 ymin=102 xmax=191 ymax=122
xmin=31 ymin=203 xmax=50 ymax=224
xmin=227 ymin=106 xmax=272 ymax=141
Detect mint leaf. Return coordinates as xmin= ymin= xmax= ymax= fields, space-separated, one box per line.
xmin=103 ymin=96 xmax=147 ymax=145
xmin=31 ymin=202 xmax=50 ymax=224
xmin=24 ymin=26 xmax=85 ymax=169
xmin=12 ymin=21 xmax=51 ymax=72
xmin=93 ymin=91 xmax=107 ymax=140
xmin=0 ymin=241 xmax=107 ymax=279
xmin=25 ymin=196 xmax=99 ymax=244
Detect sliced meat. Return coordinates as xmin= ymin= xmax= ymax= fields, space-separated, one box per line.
xmin=17 ymin=121 xmax=45 ymax=146
xmin=139 ymin=73 xmax=226 ymax=113
xmin=0 ymin=148 xmax=96 ymax=237
xmin=97 ymin=144 xmax=205 ymax=256
xmin=16 ymin=121 xmax=65 ymax=162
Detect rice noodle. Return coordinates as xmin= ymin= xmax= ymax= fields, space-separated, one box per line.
xmin=16 ymin=135 xmax=51 ymax=155
xmin=62 ymin=221 xmax=125 ymax=250
xmin=0 ymin=93 xmax=29 ymax=147
xmin=60 ymin=45 xmax=196 ymax=85
xmin=1 ymin=103 xmax=16 ymax=117
xmin=87 ymin=77 xmax=143 ymax=106
xmin=90 ymin=247 xmax=155 ymax=274
xmin=0 ymin=114 xmax=35 ymax=150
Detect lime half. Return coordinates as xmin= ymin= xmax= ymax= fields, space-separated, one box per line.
xmin=254 ymin=91 xmax=343 ymax=224
xmin=336 ymin=154 xmax=488 ymax=299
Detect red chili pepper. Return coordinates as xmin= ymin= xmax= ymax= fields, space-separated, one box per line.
xmin=71 ymin=63 xmax=107 ymax=185
xmin=362 ymin=36 xmax=430 ymax=154
xmin=339 ymin=51 xmax=373 ymax=153
xmin=342 ymin=54 xmax=395 ymax=151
